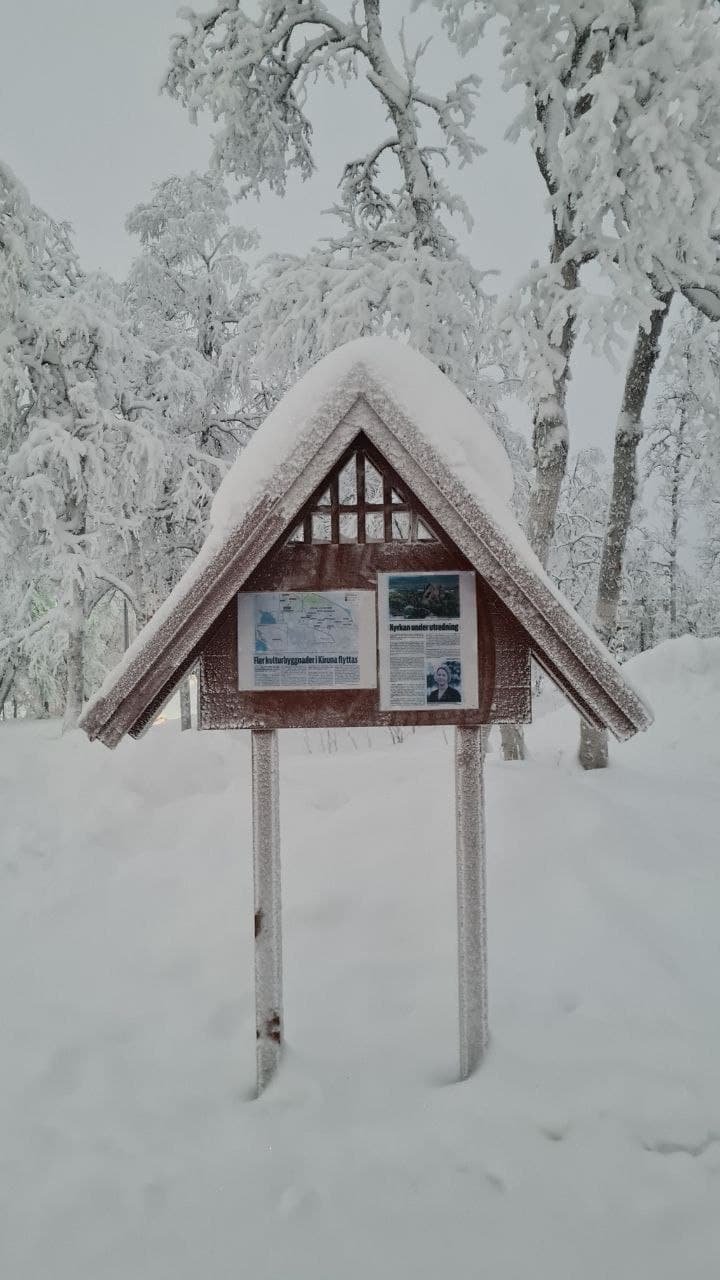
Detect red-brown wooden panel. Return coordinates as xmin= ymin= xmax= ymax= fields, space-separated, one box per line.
xmin=486 ymin=595 xmax=532 ymax=723
xmin=127 ymin=425 xmax=533 ymax=735
xmin=198 ymin=543 xmax=531 ymax=731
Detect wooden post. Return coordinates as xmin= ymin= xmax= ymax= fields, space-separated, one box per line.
xmin=180 ymin=677 xmax=192 ymax=731
xmin=251 ymin=728 xmax=283 ymax=1093
xmin=455 ymin=725 xmax=489 ymax=1079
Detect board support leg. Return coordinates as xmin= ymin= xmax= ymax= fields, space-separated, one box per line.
xmin=455 ymin=726 xmax=489 ymax=1079
xmin=251 ymin=729 xmax=283 ymax=1094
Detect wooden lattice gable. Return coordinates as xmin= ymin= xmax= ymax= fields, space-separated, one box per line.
xmin=80 ymin=338 xmax=652 ymax=748
xmin=286 ymin=437 xmax=439 ymax=547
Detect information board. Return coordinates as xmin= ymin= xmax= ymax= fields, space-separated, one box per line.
xmin=238 ymin=590 xmax=377 ymax=691
xmin=377 ymin=571 xmax=479 ymax=711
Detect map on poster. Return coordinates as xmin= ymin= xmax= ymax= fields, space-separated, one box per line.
xmin=377 ymin=571 xmax=478 ymax=711
xmin=237 ymin=590 xmax=376 ymax=691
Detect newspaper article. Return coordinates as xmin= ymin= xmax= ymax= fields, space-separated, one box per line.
xmin=377 ymin=572 xmax=478 ymax=711
xmin=237 ymin=590 xmax=376 ymax=691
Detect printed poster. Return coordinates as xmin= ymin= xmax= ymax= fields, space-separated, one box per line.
xmin=237 ymin=590 xmax=376 ymax=691
xmin=377 ymin=572 xmax=478 ymax=711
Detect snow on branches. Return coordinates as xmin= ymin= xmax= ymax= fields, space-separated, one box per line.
xmin=165 ymin=3 xmax=506 ymax=425
xmin=123 ymin=171 xmax=265 ymax=627
xmin=164 ymin=0 xmax=481 ymax=249
xmin=439 ymin=0 xmax=720 ymax=347
xmin=1 ymin=165 xmax=260 ymax=726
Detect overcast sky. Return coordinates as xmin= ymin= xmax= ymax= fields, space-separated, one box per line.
xmin=1 ymin=0 xmax=627 ymax=451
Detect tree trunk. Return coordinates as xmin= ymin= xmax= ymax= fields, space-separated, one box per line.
xmin=501 ymin=245 xmax=578 ymax=760
xmin=363 ymin=0 xmax=434 ymax=244
xmin=0 ymin=659 xmax=16 ymax=716
xmin=62 ymin=578 xmax=86 ymax=733
xmin=525 ymin=396 xmax=572 ymax=569
xmin=668 ymin=409 xmax=685 ymax=639
xmin=579 ymin=292 xmax=673 ymax=770
xmin=499 ymin=723 xmax=526 ymax=761
xmin=180 ymin=676 xmax=192 ymax=731
xmin=525 ymin=252 xmax=578 ymax=569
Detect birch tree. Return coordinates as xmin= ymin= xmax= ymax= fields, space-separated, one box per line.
xmin=125 ymin=171 xmax=261 ymax=453
xmin=643 ymin=313 xmax=712 ymax=639
xmin=626 ymin=308 xmax=720 ymax=648
xmin=4 ymin=272 xmax=169 ymax=729
xmin=125 ymin=171 xmax=263 ymax=725
xmin=1 ymin=164 xmax=199 ymax=725
xmin=549 ymin=448 xmax=609 ymax=618
xmin=438 ymin=0 xmax=720 ymax=548
xmin=0 ymin=162 xmax=79 ymax=719
xmin=572 ymin=0 xmax=720 ymax=765
xmin=164 ymin=1 xmax=480 ymax=243
xmin=434 ymin=0 xmax=720 ymax=760
xmin=164 ymin=2 xmax=506 ymax=408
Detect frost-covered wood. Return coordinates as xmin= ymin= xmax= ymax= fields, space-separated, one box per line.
xmin=179 ymin=678 xmax=192 ymax=732
xmin=455 ymin=726 xmax=488 ymax=1077
xmin=79 ymin=339 xmax=651 ymax=750
xmin=252 ymin=729 xmax=283 ymax=1093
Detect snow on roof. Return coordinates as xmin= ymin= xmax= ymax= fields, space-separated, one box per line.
xmin=84 ymin=339 xmax=515 ymax=715
xmin=209 ymin=335 xmax=648 ymax=727
xmin=210 ymin=336 xmax=515 ymax=537
xmin=81 ymin=337 xmax=652 ymax=745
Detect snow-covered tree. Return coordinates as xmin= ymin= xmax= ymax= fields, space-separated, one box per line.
xmin=123 ymin=172 xmax=264 ymax=726
xmin=642 ymin=314 xmax=715 ymax=639
xmin=0 ymin=162 xmax=79 ymax=718
xmin=438 ymin=0 xmax=720 ymax=557
xmin=249 ymin=211 xmax=502 ymax=414
xmin=126 ymin=171 xmax=261 ymax=451
xmin=632 ymin=308 xmax=720 ymax=645
xmin=581 ymin=300 xmax=720 ymax=765
xmin=165 ymin=2 xmax=506 ymax=410
xmin=549 ymin=448 xmax=609 ymax=618
xmin=436 ymin=0 xmax=720 ymax=762
xmin=613 ymin=525 xmax=665 ymax=656
xmin=123 ymin=173 xmax=266 ymax=589
xmin=165 ymin=1 xmax=480 ymax=246
xmin=3 ymin=270 xmax=170 ymax=728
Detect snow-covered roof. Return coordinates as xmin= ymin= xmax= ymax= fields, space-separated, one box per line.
xmin=210 ymin=337 xmax=515 ymax=538
xmin=80 ymin=337 xmax=652 ymax=747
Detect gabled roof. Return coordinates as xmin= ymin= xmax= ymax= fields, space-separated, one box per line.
xmin=80 ymin=337 xmax=652 ymax=747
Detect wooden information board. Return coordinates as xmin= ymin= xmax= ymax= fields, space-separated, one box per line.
xmin=198 ymin=435 xmax=531 ymax=732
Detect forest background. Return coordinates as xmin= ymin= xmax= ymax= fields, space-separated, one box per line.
xmin=2 ymin=0 xmax=719 ymax=769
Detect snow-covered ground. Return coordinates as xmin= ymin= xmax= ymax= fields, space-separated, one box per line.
xmin=2 ymin=637 xmax=719 ymax=1279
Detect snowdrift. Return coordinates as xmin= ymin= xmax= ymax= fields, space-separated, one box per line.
xmin=2 ymin=637 xmax=719 ymax=1279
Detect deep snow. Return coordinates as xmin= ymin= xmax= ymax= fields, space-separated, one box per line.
xmin=2 ymin=637 xmax=719 ymax=1279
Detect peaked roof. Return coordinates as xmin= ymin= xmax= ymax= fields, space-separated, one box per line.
xmin=80 ymin=337 xmax=652 ymax=747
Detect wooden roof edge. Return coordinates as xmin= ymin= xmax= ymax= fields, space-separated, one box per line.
xmin=354 ymin=403 xmax=652 ymax=741
xmin=530 ymin=649 xmax=642 ymax=743
xmin=80 ymin=401 xmax=371 ymax=747
xmin=79 ymin=511 xmax=270 ymax=745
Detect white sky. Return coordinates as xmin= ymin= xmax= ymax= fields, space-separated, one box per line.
xmin=1 ymin=0 xmax=627 ymax=452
